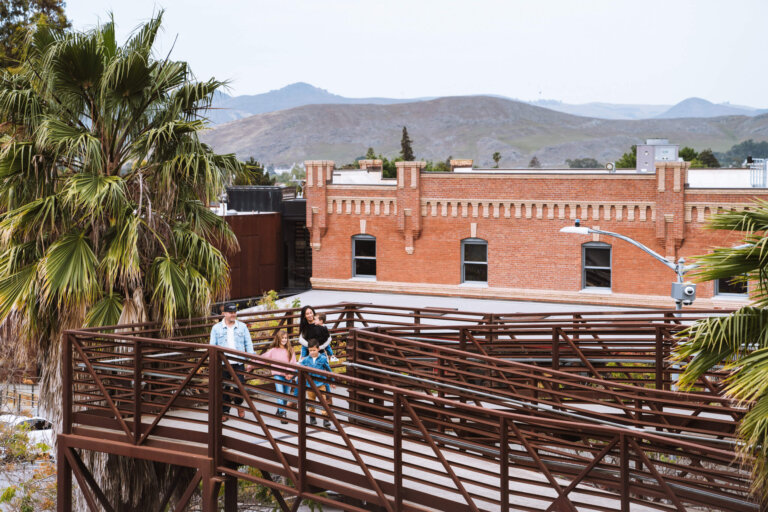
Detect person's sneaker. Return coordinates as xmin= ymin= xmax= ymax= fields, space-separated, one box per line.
xmin=329 ymin=356 xmax=340 ymax=363
xmin=278 ymin=410 xmax=288 ymax=424
xmin=323 ymin=419 xmax=331 ymax=428
xmin=309 ymin=416 xmax=317 ymax=425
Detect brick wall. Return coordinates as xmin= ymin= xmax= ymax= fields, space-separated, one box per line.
xmin=305 ymin=161 xmax=761 ymax=308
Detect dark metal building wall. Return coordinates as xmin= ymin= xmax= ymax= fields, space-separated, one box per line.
xmin=224 ymin=213 xmax=282 ymax=299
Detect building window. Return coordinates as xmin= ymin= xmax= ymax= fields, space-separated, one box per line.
xmin=582 ymin=242 xmax=611 ymax=289
xmin=715 ymin=277 xmax=748 ymax=296
xmin=352 ymin=235 xmax=376 ymax=277
xmin=462 ymin=238 xmax=488 ymax=283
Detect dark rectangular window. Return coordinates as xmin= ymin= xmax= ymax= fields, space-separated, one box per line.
xmin=462 ymin=239 xmax=487 ymax=283
xmin=716 ymin=277 xmax=747 ymax=296
xmin=583 ymin=244 xmax=611 ymax=289
xmin=353 ymin=236 xmax=376 ymax=277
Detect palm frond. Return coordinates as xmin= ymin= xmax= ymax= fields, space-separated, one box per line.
xmin=736 ymin=393 xmax=768 ymax=497
xmin=37 ymin=118 xmax=104 ymax=171
xmin=0 ymin=264 xmax=38 ymax=320
xmin=182 ymin=200 xmax=238 ymax=251
xmin=85 ymin=292 xmax=124 ymax=328
xmin=0 ymin=195 xmax=62 ymax=244
xmin=99 ymin=213 xmax=141 ymax=290
xmin=675 ymin=307 xmax=768 ymax=389
xmin=172 ymin=226 xmax=230 ymax=298
xmin=726 ymin=347 xmax=768 ymax=403
xmin=149 ymin=255 xmax=188 ymax=333
xmin=61 ymin=172 xmax=128 ymax=217
xmin=39 ymin=230 xmax=99 ymax=308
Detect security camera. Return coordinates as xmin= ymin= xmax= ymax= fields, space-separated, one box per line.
xmin=671 ymin=282 xmax=697 ymax=304
xmin=575 ymin=218 xmax=581 ymax=227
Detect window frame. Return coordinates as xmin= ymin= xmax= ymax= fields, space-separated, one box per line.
xmin=714 ymin=276 xmax=748 ymax=297
xmin=582 ymin=242 xmax=611 ymax=290
xmin=461 ymin=238 xmax=488 ymax=284
xmin=351 ymin=234 xmax=376 ymax=278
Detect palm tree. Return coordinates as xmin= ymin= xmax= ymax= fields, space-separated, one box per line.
xmin=492 ymin=151 xmax=501 ymax=168
xmin=0 ymin=12 xmax=243 ymax=508
xmin=675 ymin=202 xmax=768 ymax=499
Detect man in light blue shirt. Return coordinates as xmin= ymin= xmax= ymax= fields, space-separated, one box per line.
xmin=210 ymin=303 xmax=254 ymax=419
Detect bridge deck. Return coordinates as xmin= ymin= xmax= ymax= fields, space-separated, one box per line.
xmin=57 ymin=305 xmax=756 ymax=512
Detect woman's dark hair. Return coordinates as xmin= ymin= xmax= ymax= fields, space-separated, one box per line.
xmin=299 ymin=306 xmax=316 ymax=336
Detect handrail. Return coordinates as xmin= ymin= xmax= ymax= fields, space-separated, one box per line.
xmin=59 ymin=306 xmax=756 ymax=512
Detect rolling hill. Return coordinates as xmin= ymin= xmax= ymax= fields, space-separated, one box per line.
xmin=208 ymin=82 xmax=432 ymax=125
xmin=655 ymin=97 xmax=767 ymax=119
xmin=201 ymin=95 xmax=768 ymax=167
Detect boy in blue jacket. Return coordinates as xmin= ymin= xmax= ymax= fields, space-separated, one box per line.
xmin=299 ymin=339 xmax=335 ymax=428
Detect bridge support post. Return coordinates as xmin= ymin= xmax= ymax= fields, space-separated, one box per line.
xmin=224 ymin=472 xmax=238 ymax=511
xmin=56 ymin=442 xmax=72 ymax=512
xmin=200 ymin=460 xmax=218 ymax=512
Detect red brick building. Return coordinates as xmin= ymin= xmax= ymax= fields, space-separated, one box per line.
xmin=304 ymin=158 xmax=763 ymax=308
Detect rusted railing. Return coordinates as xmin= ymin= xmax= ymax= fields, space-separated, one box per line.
xmin=57 ymin=306 xmax=756 ymax=511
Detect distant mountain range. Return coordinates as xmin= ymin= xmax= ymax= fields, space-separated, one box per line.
xmin=201 ymin=95 xmax=768 ymax=167
xmin=207 ymin=82 xmax=768 ymax=124
xmin=208 ymin=82 xmax=433 ymax=125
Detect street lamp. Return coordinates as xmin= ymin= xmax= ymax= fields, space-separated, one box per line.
xmin=560 ymin=221 xmax=697 ymax=309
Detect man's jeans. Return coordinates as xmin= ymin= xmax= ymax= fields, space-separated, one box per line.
xmin=222 ymin=363 xmax=246 ymax=414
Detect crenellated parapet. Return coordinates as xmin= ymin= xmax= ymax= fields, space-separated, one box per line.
xmin=418 ymin=199 xmax=656 ymax=222
xmin=685 ymin=202 xmax=754 ymax=223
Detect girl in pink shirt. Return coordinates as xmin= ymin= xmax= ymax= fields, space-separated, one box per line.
xmin=261 ymin=330 xmax=296 ymax=423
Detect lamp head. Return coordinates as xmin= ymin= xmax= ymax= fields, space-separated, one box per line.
xmin=560 ymin=226 xmax=591 ymax=235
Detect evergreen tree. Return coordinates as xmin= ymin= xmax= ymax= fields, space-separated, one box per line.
xmin=679 ymin=146 xmax=698 ymax=162
xmin=615 ymin=145 xmax=637 ymax=169
xmin=400 ymin=126 xmax=414 ymax=161
xmin=717 ymin=139 xmax=768 ymax=167
xmin=0 ymin=0 xmax=69 ymax=68
xmin=696 ymin=148 xmax=720 ymax=168
xmin=365 ymin=147 xmax=376 ymax=159
xmin=234 ymin=157 xmax=274 ymax=185
xmin=528 ymin=156 xmax=541 ymax=168
xmin=566 ymin=157 xmax=600 ymax=169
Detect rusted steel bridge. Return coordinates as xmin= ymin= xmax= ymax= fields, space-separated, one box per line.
xmin=57 ymin=305 xmax=757 ymax=511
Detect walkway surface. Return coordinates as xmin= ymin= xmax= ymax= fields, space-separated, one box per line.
xmin=272 ymin=289 xmax=630 ymax=315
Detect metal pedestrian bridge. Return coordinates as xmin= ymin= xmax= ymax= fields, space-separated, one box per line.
xmin=57 ymin=304 xmax=757 ymax=511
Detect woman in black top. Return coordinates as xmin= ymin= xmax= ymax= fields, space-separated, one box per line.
xmin=298 ymin=305 xmax=330 ymax=357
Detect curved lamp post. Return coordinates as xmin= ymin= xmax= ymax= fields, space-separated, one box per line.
xmin=560 ymin=223 xmax=698 ymax=310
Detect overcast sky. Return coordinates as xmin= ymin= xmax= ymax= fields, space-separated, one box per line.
xmin=65 ymin=0 xmax=767 ymax=107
